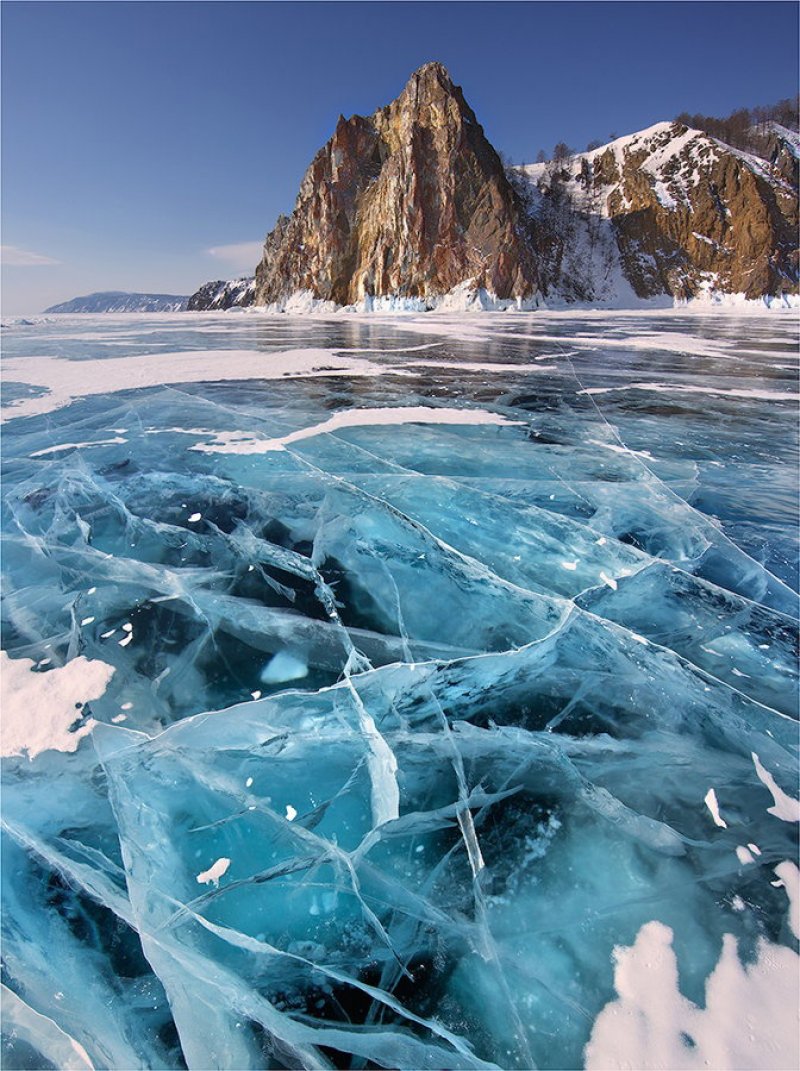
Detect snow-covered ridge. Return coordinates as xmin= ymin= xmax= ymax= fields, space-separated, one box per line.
xmin=509 ymin=119 xmax=798 ymax=307
xmin=770 ymin=122 xmax=800 ymax=159
xmin=515 ymin=120 xmax=794 ymax=217
xmin=44 ymin=291 xmax=188 ymax=313
xmin=186 ymin=277 xmax=255 ymax=311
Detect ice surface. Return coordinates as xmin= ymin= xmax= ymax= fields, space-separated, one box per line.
xmin=1 ymin=310 xmax=798 ymax=1070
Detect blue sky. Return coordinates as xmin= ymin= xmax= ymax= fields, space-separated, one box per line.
xmin=2 ymin=1 xmax=797 ymax=313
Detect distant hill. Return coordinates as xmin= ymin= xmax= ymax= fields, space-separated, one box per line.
xmin=186 ymin=278 xmax=255 ymax=311
xmin=44 ymin=291 xmax=189 ymax=313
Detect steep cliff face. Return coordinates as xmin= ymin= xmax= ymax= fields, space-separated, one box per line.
xmin=253 ymin=62 xmax=538 ymax=307
xmin=762 ymin=123 xmax=800 ymax=188
xmin=514 ymin=122 xmax=798 ymax=304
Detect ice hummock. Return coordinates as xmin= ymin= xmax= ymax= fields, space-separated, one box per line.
xmin=1 ymin=310 xmax=798 ymax=1070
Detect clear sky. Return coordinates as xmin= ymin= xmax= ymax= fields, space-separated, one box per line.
xmin=2 ymin=0 xmax=797 ymax=314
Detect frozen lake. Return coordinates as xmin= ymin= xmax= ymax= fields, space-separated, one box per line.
xmin=1 ymin=309 xmax=798 ymax=1070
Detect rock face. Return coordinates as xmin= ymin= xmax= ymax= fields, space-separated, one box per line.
xmin=513 ymin=122 xmax=798 ymax=304
xmin=762 ymin=123 xmax=800 ymax=188
xmin=45 ymin=292 xmax=188 ymax=313
xmin=186 ymin=278 xmax=255 ymax=311
xmin=253 ymin=62 xmax=538 ymax=307
xmin=188 ymin=64 xmax=798 ymax=311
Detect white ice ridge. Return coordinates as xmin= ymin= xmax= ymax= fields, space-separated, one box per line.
xmin=751 ymin=752 xmax=800 ymax=822
xmin=189 ymin=406 xmax=525 ymax=454
xmin=0 ymin=348 xmax=391 ymax=421
xmin=0 ymin=651 xmax=115 ymax=759
xmin=345 ymin=667 xmax=400 ymax=829
xmin=0 ymin=984 xmax=95 ymax=1070
xmin=584 ymin=919 xmax=800 ymax=1071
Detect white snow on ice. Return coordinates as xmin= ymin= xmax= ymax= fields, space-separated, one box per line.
xmin=751 ymin=752 xmax=800 ymax=822
xmin=189 ymin=406 xmax=524 ymax=455
xmin=1 ymin=651 xmax=115 ymax=759
xmin=704 ymin=788 xmax=727 ymax=828
xmin=195 ymin=857 xmax=231 ymax=888
xmin=584 ymin=917 xmax=800 ymax=1071
xmin=1 ymin=348 xmax=395 ymax=421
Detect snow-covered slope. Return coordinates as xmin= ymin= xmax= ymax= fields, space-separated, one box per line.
xmin=511 ymin=121 xmax=798 ymax=306
xmin=770 ymin=122 xmax=800 ymax=160
xmin=186 ymin=277 xmax=255 ymax=310
xmin=45 ymin=291 xmax=188 ymax=313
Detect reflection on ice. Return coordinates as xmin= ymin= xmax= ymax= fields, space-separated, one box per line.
xmin=1 ymin=311 xmax=798 ymax=1069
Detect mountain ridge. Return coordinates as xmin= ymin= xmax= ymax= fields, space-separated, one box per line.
xmin=45 ymin=291 xmax=189 ymax=313
xmin=513 ymin=120 xmax=798 ymax=305
xmin=185 ymin=278 xmax=255 ymax=311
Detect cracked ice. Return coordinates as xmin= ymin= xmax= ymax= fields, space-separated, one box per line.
xmin=1 ymin=310 xmax=798 ymax=1070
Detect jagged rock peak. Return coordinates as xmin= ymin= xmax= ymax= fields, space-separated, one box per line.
xmin=376 ymin=61 xmax=481 ymax=141
xmin=397 ymin=61 xmax=458 ymax=100
xmin=410 ymin=60 xmax=454 ymax=83
xmin=253 ymin=63 xmax=538 ymax=308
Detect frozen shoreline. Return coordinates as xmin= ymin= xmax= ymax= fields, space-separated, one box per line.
xmin=4 ymin=292 xmax=800 ymax=328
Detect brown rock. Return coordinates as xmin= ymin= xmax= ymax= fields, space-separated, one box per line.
xmin=254 ymin=62 xmax=538 ymax=307
xmin=519 ymin=122 xmax=798 ymax=302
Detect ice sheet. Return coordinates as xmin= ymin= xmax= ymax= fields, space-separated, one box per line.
xmin=2 ymin=310 xmax=797 ymax=1070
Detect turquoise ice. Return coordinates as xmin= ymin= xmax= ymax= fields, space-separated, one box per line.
xmin=1 ymin=310 xmax=798 ymax=1069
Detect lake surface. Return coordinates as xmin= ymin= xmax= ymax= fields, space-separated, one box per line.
xmin=2 ymin=310 xmax=798 ymax=1070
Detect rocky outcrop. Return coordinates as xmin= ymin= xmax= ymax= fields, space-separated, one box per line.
xmin=187 ymin=65 xmax=797 ymax=312
xmin=513 ymin=122 xmax=798 ymax=304
xmin=186 ymin=278 xmax=255 ymax=311
xmin=253 ymin=62 xmax=538 ymax=308
xmin=762 ymin=123 xmax=800 ymax=188
xmin=45 ymin=292 xmax=188 ymax=313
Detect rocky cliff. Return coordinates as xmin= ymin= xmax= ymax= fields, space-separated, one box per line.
xmin=513 ymin=122 xmax=798 ymax=304
xmin=252 ymin=62 xmax=538 ymax=309
xmin=187 ymin=64 xmax=798 ymax=311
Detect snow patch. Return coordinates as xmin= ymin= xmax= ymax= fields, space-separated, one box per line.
xmin=1 ymin=348 xmax=393 ymax=422
xmin=752 ymin=752 xmax=800 ymax=822
xmin=584 ymin=920 xmax=799 ymax=1071
xmin=189 ymin=406 xmax=524 ymax=455
xmin=704 ymin=788 xmax=727 ymax=828
xmin=774 ymin=862 xmax=799 ymax=939
xmin=30 ymin=436 xmax=128 ymax=458
xmin=196 ymin=857 xmax=231 ymax=887
xmin=1 ymin=651 xmax=115 ymax=759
